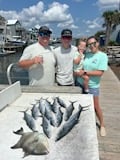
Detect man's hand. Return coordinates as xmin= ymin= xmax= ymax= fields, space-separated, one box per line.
xmin=32 ymin=56 xmax=43 ymax=64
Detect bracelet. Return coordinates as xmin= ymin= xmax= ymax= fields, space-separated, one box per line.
xmin=83 ymin=71 xmax=87 ymax=75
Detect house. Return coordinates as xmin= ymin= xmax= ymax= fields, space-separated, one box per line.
xmin=7 ymin=19 xmax=26 ymax=40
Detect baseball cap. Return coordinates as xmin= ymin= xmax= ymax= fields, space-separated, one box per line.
xmin=39 ymin=26 xmax=52 ymax=34
xmin=61 ymin=29 xmax=72 ymax=37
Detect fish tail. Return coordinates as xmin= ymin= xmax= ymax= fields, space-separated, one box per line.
xmin=13 ymin=127 xmax=24 ymax=135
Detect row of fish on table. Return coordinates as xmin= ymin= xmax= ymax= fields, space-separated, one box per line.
xmin=11 ymin=96 xmax=90 ymax=157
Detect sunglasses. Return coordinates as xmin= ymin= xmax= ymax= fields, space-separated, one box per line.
xmin=87 ymin=41 xmax=97 ymax=47
xmin=39 ymin=32 xmax=50 ymax=37
xmin=62 ymin=36 xmax=72 ymax=40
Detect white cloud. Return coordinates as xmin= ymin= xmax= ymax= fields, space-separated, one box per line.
xmin=0 ymin=1 xmax=77 ymax=30
xmin=97 ymin=0 xmax=119 ymax=10
xmin=84 ymin=17 xmax=102 ymax=29
xmin=43 ymin=2 xmax=71 ymax=22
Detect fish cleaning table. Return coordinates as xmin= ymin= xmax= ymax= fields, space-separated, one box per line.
xmin=0 ymin=82 xmax=99 ymax=160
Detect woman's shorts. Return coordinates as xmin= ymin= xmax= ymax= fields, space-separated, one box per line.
xmin=89 ymin=88 xmax=99 ymax=96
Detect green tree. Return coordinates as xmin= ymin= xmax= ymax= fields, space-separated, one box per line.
xmin=102 ymin=10 xmax=120 ymax=46
xmin=94 ymin=30 xmax=105 ymax=39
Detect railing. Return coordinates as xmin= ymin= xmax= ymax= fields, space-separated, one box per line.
xmin=7 ymin=63 xmax=29 ymax=85
xmin=107 ymin=46 xmax=120 ymax=64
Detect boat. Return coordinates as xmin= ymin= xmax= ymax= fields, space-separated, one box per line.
xmin=0 ymin=48 xmax=15 ymax=55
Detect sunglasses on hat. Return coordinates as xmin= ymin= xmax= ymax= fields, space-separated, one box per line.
xmin=39 ymin=32 xmax=50 ymax=37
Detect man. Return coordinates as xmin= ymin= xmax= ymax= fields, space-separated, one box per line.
xmin=18 ymin=26 xmax=56 ymax=86
xmin=53 ymin=29 xmax=77 ymax=86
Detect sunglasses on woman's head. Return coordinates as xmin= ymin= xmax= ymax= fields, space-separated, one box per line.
xmin=87 ymin=41 xmax=97 ymax=48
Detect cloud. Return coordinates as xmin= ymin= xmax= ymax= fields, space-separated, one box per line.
xmin=0 ymin=1 xmax=77 ymax=30
xmin=84 ymin=17 xmax=102 ymax=29
xmin=96 ymin=0 xmax=119 ymax=10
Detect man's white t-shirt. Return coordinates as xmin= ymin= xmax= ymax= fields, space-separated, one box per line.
xmin=20 ymin=42 xmax=56 ymax=85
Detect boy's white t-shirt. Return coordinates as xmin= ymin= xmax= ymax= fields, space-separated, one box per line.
xmin=53 ymin=45 xmax=77 ymax=85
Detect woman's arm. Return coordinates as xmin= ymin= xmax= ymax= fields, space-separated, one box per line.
xmin=74 ymin=69 xmax=104 ymax=77
xmin=84 ymin=70 xmax=104 ymax=76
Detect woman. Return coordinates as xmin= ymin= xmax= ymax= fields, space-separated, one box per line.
xmin=74 ymin=36 xmax=108 ymax=136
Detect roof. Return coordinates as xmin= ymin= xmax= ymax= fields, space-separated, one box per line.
xmin=7 ymin=19 xmax=20 ymax=25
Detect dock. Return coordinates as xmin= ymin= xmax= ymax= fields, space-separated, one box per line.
xmin=98 ymin=67 xmax=120 ymax=160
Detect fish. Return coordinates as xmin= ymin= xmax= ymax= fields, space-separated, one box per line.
xmin=51 ymin=97 xmax=60 ymax=113
xmin=37 ymin=98 xmax=46 ymax=115
xmin=55 ymin=104 xmax=89 ymax=141
xmin=20 ymin=109 xmax=36 ymax=131
xmin=31 ymin=103 xmax=40 ymax=120
xmin=44 ymin=107 xmax=56 ymax=127
xmin=42 ymin=116 xmax=52 ymax=138
xmin=55 ymin=106 xmax=63 ymax=127
xmin=56 ymin=97 xmax=67 ymax=108
xmin=11 ymin=127 xmax=49 ymax=158
xmin=38 ymin=98 xmax=52 ymax=115
xmin=64 ymin=101 xmax=75 ymax=121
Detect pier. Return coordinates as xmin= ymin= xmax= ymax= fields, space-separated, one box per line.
xmin=98 ymin=67 xmax=120 ymax=160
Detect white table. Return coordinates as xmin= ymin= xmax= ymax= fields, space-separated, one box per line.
xmin=0 ymin=82 xmax=99 ymax=160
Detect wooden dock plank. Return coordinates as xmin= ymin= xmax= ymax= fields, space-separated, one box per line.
xmin=98 ymin=67 xmax=120 ymax=160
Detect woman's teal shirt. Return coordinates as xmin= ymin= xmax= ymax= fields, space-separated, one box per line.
xmin=77 ymin=51 xmax=108 ymax=88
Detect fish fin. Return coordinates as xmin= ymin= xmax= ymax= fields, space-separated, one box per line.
xmin=13 ymin=127 xmax=24 ymax=135
xmin=11 ymin=143 xmax=20 ymax=149
xmin=23 ymin=152 xmax=30 ymax=158
xmin=11 ymin=145 xmax=17 ymax=149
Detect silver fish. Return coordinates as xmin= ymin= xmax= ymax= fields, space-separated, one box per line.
xmin=51 ymin=97 xmax=60 ymax=113
xmin=44 ymin=107 xmax=56 ymax=127
xmin=20 ymin=109 xmax=36 ymax=131
xmin=55 ymin=106 xmax=63 ymax=127
xmin=31 ymin=103 xmax=40 ymax=120
xmin=37 ymin=98 xmax=46 ymax=115
xmin=55 ymin=105 xmax=89 ymax=141
xmin=64 ymin=101 xmax=75 ymax=121
xmin=11 ymin=127 xmax=49 ymax=158
xmin=56 ymin=97 xmax=67 ymax=108
xmin=42 ymin=116 xmax=52 ymax=138
xmin=38 ymin=98 xmax=52 ymax=115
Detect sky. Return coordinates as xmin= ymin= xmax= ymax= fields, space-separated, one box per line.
xmin=0 ymin=0 xmax=119 ymax=38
